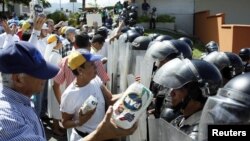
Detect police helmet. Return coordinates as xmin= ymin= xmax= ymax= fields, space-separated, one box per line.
xmin=145 ymin=41 xmax=180 ymax=62
xmin=220 ymin=73 xmax=250 ymax=107
xmin=120 ymin=26 xmax=130 ymax=33
xmin=131 ymin=5 xmax=138 ymax=12
xmin=154 ymin=35 xmax=173 ymax=42
xmin=163 ymin=40 xmax=193 ymax=59
xmin=129 ymin=12 xmax=137 ymax=19
xmin=205 ymin=41 xmax=219 ymax=53
xmin=95 ymin=26 xmax=109 ymax=39
xmin=153 ymin=58 xmax=223 ymax=97
xmin=131 ymin=25 xmax=144 ymax=35
xmin=239 ymin=48 xmax=250 ymax=62
xmin=203 ymin=51 xmax=243 ymax=80
xmin=132 ymin=36 xmax=151 ymax=50
xmin=148 ymin=33 xmax=160 ymax=40
xmin=126 ymin=29 xmax=140 ymax=43
xmin=128 ymin=18 xmax=137 ymax=27
xmin=178 ymin=37 xmax=194 ymax=50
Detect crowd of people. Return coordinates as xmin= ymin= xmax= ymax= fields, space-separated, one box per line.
xmin=1 ymin=0 xmax=250 ymax=141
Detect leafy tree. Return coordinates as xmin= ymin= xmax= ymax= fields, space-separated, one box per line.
xmin=68 ymin=12 xmax=81 ymax=27
xmin=47 ymin=10 xmax=68 ymax=24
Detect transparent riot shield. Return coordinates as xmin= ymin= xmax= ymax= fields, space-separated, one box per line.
xmin=140 ymin=56 xmax=155 ymax=88
xmin=127 ymin=112 xmax=148 ymax=141
xmin=117 ymin=34 xmax=131 ymax=93
xmin=126 ymin=53 xmax=148 ymax=141
xmin=148 ymin=118 xmax=194 ymax=141
xmin=107 ymin=39 xmax=119 ymax=93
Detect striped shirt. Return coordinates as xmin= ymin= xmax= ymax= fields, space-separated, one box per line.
xmin=60 ymin=38 xmax=73 ymax=58
xmin=53 ymin=57 xmax=76 ymax=88
xmin=95 ymin=60 xmax=110 ymax=83
xmin=0 ymin=85 xmax=46 ymax=141
xmin=91 ymin=47 xmax=110 ymax=83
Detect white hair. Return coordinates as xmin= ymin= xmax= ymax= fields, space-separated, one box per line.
xmin=1 ymin=73 xmax=27 ymax=88
xmin=1 ymin=73 xmax=13 ymax=88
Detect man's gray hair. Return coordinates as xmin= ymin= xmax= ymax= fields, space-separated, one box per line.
xmin=1 ymin=73 xmax=13 ymax=88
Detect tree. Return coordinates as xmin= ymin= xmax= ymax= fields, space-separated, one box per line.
xmin=40 ymin=0 xmax=51 ymax=8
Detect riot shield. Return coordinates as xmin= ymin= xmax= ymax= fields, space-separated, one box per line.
xmin=127 ymin=112 xmax=148 ymax=141
xmin=126 ymin=51 xmax=148 ymax=141
xmin=148 ymin=118 xmax=194 ymax=141
xmin=118 ymin=33 xmax=131 ymax=92
xmin=107 ymin=38 xmax=119 ymax=93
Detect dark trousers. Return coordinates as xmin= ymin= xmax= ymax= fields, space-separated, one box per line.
xmin=149 ymin=18 xmax=156 ymax=29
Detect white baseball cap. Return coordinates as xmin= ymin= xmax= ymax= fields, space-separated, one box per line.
xmin=42 ymin=23 xmax=49 ymax=30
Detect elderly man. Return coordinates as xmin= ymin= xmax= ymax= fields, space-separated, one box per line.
xmin=0 ymin=41 xmax=59 ymax=140
xmin=0 ymin=41 xmax=137 ymax=140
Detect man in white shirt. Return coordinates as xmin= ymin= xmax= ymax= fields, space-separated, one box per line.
xmin=60 ymin=50 xmax=121 ymax=140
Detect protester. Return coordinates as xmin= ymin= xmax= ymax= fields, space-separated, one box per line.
xmin=45 ymin=34 xmax=65 ymax=136
xmin=0 ymin=41 xmax=59 ymax=140
xmin=60 ymin=50 xmax=122 ymax=140
xmin=60 ymin=26 xmax=76 ymax=58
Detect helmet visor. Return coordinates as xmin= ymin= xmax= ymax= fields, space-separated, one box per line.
xmin=198 ymin=90 xmax=250 ymax=141
xmin=153 ymin=58 xmax=196 ymax=89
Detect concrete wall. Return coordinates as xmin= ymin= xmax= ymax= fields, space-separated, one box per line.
xmin=195 ymin=0 xmax=250 ymax=24
xmin=137 ymin=0 xmax=194 ymax=35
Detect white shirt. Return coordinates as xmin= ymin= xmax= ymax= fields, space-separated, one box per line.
xmin=60 ymin=76 xmax=105 ymax=133
xmin=0 ymin=32 xmax=20 ymax=48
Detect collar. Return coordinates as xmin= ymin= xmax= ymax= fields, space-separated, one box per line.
xmin=91 ymin=47 xmax=98 ymax=53
xmin=179 ymin=110 xmax=202 ymax=127
xmin=1 ymin=86 xmax=32 ymax=107
xmin=52 ymin=49 xmax=60 ymax=53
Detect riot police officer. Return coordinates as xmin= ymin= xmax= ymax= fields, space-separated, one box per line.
xmin=239 ymin=48 xmax=250 ymax=72
xmin=198 ymin=72 xmax=250 ymax=141
xmin=200 ymin=41 xmax=219 ymax=59
xmin=144 ymin=40 xmax=193 ymax=120
xmin=203 ymin=51 xmax=243 ymax=85
xmin=153 ymin=58 xmax=222 ymax=140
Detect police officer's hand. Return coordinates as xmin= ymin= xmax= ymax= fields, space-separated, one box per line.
xmin=78 ymin=108 xmax=96 ymax=126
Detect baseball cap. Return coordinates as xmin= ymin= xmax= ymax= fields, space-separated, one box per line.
xmin=67 ymin=50 xmax=102 ymax=70
xmin=47 ymin=34 xmax=61 ymax=44
xmin=8 ymin=19 xmax=19 ymax=27
xmin=22 ymin=21 xmax=31 ymax=31
xmin=42 ymin=23 xmax=49 ymax=30
xmin=0 ymin=41 xmax=59 ymax=79
xmin=65 ymin=27 xmax=76 ymax=35
xmin=60 ymin=26 xmax=68 ymax=35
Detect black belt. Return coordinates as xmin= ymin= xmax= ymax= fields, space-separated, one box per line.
xmin=74 ymin=128 xmax=89 ymax=137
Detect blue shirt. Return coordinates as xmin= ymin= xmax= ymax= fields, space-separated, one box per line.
xmin=0 ymin=85 xmax=46 ymax=141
